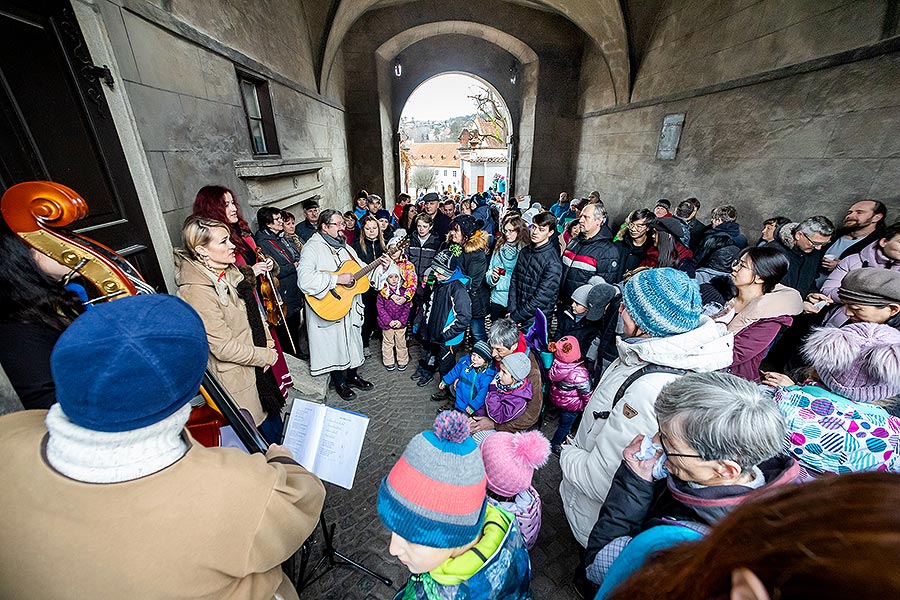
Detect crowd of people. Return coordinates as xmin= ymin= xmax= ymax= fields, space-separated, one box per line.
xmin=0 ymin=180 xmax=898 ymax=599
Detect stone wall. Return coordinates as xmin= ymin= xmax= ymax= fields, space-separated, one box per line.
xmin=573 ymin=48 xmax=900 ymax=235
xmin=96 ymin=0 xmax=351 ymax=246
xmin=632 ymin=0 xmax=887 ymax=103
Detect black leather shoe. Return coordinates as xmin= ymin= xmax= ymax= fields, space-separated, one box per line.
xmin=417 ymin=372 xmax=434 ymax=387
xmin=410 ymin=365 xmax=425 ymax=380
xmin=335 ymin=384 xmax=357 ymax=400
xmin=346 ymin=375 xmax=374 ymax=390
xmin=430 ymin=389 xmax=449 ymax=402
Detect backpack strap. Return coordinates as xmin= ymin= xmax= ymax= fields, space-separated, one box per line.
xmin=593 ymin=365 xmax=688 ymax=420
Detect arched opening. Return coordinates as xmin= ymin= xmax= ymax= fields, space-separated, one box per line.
xmin=397 ymin=72 xmax=513 ymax=198
xmin=372 ymin=24 xmax=539 ymax=201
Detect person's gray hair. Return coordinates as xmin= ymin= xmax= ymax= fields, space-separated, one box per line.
xmin=585 ymin=202 xmax=608 ymax=223
xmin=488 ymin=318 xmax=520 ymax=349
xmin=655 ymin=372 xmax=786 ymax=470
xmin=796 ymin=215 xmax=835 ymax=238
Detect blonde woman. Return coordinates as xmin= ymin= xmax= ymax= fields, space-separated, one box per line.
xmin=174 ymin=216 xmax=283 ymax=442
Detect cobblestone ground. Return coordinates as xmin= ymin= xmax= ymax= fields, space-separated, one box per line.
xmin=295 ymin=340 xmax=584 ymax=600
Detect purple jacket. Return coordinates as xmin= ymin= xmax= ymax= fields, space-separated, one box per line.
xmin=485 ymin=380 xmax=532 ymax=424
xmin=376 ymin=291 xmax=412 ymax=329
xmin=548 ymin=360 xmax=592 ymax=411
xmin=729 ymin=315 xmax=793 ymax=382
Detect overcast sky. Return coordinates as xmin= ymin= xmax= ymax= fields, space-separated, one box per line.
xmin=401 ymin=73 xmax=487 ymax=121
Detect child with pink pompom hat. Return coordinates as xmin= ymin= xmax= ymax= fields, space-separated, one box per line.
xmin=378 ymin=411 xmax=533 ymax=598
xmin=480 ymin=430 xmax=551 ymax=549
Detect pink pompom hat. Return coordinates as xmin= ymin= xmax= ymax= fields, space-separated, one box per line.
xmin=481 ymin=430 xmax=551 ymax=497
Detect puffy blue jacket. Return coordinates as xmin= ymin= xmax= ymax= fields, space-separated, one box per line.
xmin=443 ymin=355 xmax=497 ymax=415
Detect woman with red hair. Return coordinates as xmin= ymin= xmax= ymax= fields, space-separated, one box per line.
xmin=192 ymin=185 xmax=293 ymax=399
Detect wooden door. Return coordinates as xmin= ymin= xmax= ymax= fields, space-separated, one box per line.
xmin=0 ymin=0 xmax=164 ymax=289
xmin=477 ymin=175 xmax=484 ymax=193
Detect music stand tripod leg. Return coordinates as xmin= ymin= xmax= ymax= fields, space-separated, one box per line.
xmin=296 ymin=511 xmax=393 ymax=591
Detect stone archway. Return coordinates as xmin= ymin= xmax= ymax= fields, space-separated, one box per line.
xmin=374 ymin=22 xmax=539 ymax=198
xmin=319 ymin=0 xmax=629 ymax=104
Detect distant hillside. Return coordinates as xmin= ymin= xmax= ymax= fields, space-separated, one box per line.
xmin=400 ymin=113 xmax=477 ymax=143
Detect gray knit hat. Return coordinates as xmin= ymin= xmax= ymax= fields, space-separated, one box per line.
xmin=571 ymin=276 xmax=618 ymax=320
xmin=502 ymin=352 xmax=531 ymax=382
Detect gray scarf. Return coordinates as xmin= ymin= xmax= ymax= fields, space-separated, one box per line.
xmin=321 ymin=231 xmax=346 ymax=249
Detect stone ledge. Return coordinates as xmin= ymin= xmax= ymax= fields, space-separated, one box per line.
xmin=283 ymin=353 xmax=328 ymax=402
xmin=233 ymin=156 xmax=332 ymax=178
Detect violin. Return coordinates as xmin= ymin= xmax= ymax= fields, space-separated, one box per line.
xmin=0 ymin=180 xmax=267 ymax=454
xmin=254 ymin=247 xmax=296 ymax=354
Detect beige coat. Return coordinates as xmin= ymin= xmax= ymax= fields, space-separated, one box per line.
xmin=0 ymin=410 xmax=325 ymax=599
xmin=176 ymin=255 xmax=273 ymax=424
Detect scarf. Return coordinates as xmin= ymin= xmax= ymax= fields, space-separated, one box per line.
xmin=45 ymin=403 xmax=191 ymax=483
xmin=234 ymin=272 xmax=285 ymax=417
xmin=322 ymin=231 xmax=346 ymax=249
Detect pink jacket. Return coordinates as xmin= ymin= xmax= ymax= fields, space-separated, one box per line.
xmin=548 ymin=360 xmax=592 ymax=412
xmin=821 ymin=241 xmax=900 ymax=326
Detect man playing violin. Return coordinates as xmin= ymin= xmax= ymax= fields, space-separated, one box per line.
xmin=0 ymin=294 xmax=325 ymax=599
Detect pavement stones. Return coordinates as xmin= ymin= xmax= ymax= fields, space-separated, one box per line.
xmin=294 ymin=342 xmax=584 ymax=599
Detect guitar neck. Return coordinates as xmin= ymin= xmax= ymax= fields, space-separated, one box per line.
xmin=353 ymin=259 xmax=381 ymax=279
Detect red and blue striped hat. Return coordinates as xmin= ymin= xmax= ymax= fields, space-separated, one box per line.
xmin=377 ymin=411 xmax=487 ymax=548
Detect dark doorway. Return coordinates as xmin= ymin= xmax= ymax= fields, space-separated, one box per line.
xmin=0 ymin=0 xmax=164 ymax=289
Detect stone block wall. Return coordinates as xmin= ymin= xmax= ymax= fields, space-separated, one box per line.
xmin=573 ymin=49 xmax=900 ymax=235
xmin=632 ymin=0 xmax=887 ymax=102
xmin=96 ymin=0 xmax=350 ymax=247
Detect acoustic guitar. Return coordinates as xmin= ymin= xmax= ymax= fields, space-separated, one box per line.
xmin=305 ymin=237 xmax=409 ymax=321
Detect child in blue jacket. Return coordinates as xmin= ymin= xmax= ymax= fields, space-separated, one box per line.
xmin=434 ymin=341 xmax=497 ymax=413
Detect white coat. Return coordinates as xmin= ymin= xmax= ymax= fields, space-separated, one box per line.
xmin=297 ymin=233 xmax=366 ymax=377
xmin=559 ymin=317 xmax=734 ymax=546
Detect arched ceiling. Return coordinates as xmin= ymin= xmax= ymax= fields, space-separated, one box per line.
xmin=319 ymin=0 xmax=629 ymax=103
xmin=375 ymin=21 xmax=538 ymax=64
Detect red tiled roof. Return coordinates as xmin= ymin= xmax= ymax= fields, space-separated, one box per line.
xmin=406 ymin=142 xmax=460 ymax=167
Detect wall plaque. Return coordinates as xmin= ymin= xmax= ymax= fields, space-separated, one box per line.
xmin=657 ymin=113 xmax=685 ymax=160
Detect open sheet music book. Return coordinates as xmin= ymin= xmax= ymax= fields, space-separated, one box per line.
xmin=282 ymin=399 xmax=370 ymax=489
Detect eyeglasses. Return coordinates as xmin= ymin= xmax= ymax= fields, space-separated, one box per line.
xmin=731 ymin=259 xmax=750 ymax=272
xmin=627 ymin=222 xmax=648 ymax=230
xmin=324 ymin=220 xmax=343 ymax=227
xmin=800 ymin=231 xmax=827 ymax=249
xmin=657 ymin=428 xmax=704 ymax=460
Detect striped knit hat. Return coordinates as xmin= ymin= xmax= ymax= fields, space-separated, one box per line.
xmin=378 ymin=411 xmax=487 ymax=548
xmin=622 ymin=268 xmax=701 ymax=337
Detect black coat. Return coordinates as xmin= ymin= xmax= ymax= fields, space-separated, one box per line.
xmin=253 ymin=228 xmax=303 ymax=316
xmin=422 ymin=276 xmax=472 ymax=345
xmin=296 ymin=219 xmax=317 ymax=242
xmin=507 ymin=241 xmax=562 ymax=327
xmin=615 ymin=236 xmax=653 ymax=280
xmin=560 ymin=229 xmax=620 ymax=302
xmin=408 ymin=232 xmax=441 ymax=280
xmin=457 ymin=232 xmax=491 ymax=320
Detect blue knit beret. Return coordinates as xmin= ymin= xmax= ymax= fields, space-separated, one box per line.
xmin=622 ymin=268 xmax=701 ymax=337
xmin=51 ymin=295 xmax=209 ymax=432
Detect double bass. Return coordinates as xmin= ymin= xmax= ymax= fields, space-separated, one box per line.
xmin=0 ymin=181 xmax=267 ymax=454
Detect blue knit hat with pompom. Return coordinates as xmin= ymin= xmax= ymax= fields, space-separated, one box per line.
xmin=377 ymin=411 xmax=487 ymax=548
xmin=622 ymin=268 xmax=701 ymax=337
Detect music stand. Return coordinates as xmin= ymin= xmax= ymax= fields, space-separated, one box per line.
xmin=289 ymin=506 xmax=393 ymax=592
